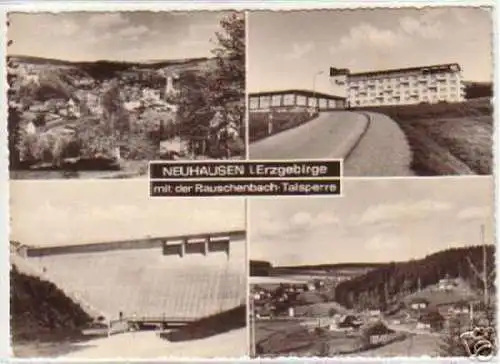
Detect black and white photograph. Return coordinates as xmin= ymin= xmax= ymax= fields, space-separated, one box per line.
xmin=7 ymin=11 xmax=245 ymax=180
xmin=247 ymin=7 xmax=493 ymax=177
xmin=9 ymin=182 xmax=247 ymax=358
xmin=248 ymin=177 xmax=495 ymax=357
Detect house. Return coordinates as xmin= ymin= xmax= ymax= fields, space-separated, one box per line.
xmin=409 ymin=297 xmax=430 ymax=311
xmin=438 ymin=277 xmax=458 ymax=291
xmin=255 ymin=305 xmax=273 ymax=319
xmin=337 ymin=314 xmax=362 ymax=329
xmin=445 ymin=300 xmax=470 ymax=315
xmin=417 ymin=310 xmax=445 ymax=331
xmin=368 ymin=309 xmax=381 ymax=316
xmin=25 ymin=121 xmax=36 ymax=135
xmin=306 ymin=282 xmax=316 ymax=291
xmin=362 ymin=321 xmax=395 ymax=345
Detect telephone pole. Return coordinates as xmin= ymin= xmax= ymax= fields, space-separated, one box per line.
xmin=466 ymin=224 xmax=492 ymax=307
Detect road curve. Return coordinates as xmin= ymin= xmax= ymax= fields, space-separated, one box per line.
xmin=343 ymin=112 xmax=414 ymax=177
xmin=249 ymin=111 xmax=369 ymax=160
xmin=249 ymin=111 xmax=414 ymax=177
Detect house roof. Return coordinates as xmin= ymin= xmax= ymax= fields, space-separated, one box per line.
xmin=248 ymin=89 xmax=346 ymax=101
xmin=418 ymin=309 xmax=445 ymax=324
xmin=349 ymin=63 xmax=461 ymax=78
xmin=362 ymin=321 xmax=395 ymax=336
xmin=409 ymin=297 xmax=431 ymax=304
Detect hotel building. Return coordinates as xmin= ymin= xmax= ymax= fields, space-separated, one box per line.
xmin=330 ymin=63 xmax=465 ymax=107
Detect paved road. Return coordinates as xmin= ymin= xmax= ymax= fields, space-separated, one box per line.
xmin=250 ymin=111 xmax=369 ymax=160
xmin=343 ymin=112 xmax=414 ymax=177
xmin=249 ymin=111 xmax=414 ymax=177
xmin=60 ymin=328 xmax=247 ymax=358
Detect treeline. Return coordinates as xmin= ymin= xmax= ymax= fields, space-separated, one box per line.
xmin=10 ymin=265 xmax=93 ymax=340
xmin=275 ymin=263 xmax=386 ymax=270
xmin=250 ymin=260 xmax=272 ymax=276
xmin=334 ymin=245 xmax=495 ymax=310
xmin=464 ymin=82 xmax=493 ymax=99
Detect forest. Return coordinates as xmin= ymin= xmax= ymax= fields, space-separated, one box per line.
xmin=334 ymin=245 xmax=496 ymax=310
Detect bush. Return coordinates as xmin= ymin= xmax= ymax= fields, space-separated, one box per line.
xmin=249 ymin=110 xmax=318 ymax=142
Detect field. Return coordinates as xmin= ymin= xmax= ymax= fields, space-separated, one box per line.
xmin=353 ymin=98 xmax=493 ymax=175
xmin=353 ymin=333 xmax=440 ymax=357
xmin=254 ymin=319 xmax=409 ymax=357
xmin=249 ymin=110 xmax=318 ymax=142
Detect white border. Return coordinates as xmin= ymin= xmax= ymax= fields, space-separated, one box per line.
xmin=1 ymin=0 xmax=498 ymax=362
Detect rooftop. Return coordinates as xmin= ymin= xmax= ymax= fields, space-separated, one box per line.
xmin=248 ymin=89 xmax=345 ymax=100
xmin=347 ymin=63 xmax=461 ymax=78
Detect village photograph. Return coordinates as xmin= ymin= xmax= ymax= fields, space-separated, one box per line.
xmin=248 ymin=177 xmax=495 ymax=357
xmin=9 ymin=181 xmax=247 ymax=358
xmin=247 ymin=7 xmax=493 ymax=177
xmin=7 ymin=11 xmax=245 ymax=179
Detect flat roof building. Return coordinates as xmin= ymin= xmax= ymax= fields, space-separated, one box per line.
xmin=249 ymin=89 xmax=346 ymax=112
xmin=329 ymin=63 xmax=465 ymax=107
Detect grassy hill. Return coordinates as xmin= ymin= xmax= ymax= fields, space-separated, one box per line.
xmin=334 ymin=245 xmax=495 ymax=310
xmin=352 ymin=98 xmax=493 ymax=175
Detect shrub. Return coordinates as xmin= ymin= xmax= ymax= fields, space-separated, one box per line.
xmin=249 ymin=110 xmax=318 ymax=142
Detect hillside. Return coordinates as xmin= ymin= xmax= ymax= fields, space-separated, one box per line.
xmin=334 ymin=245 xmax=495 ymax=310
xmin=352 ymin=98 xmax=493 ymax=175
xmin=11 ymin=264 xmax=93 ymax=341
xmin=8 ymin=54 xmax=219 ymax=174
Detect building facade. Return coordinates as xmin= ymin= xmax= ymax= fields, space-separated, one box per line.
xmin=249 ymin=89 xmax=346 ymax=112
xmin=330 ymin=63 xmax=465 ymax=107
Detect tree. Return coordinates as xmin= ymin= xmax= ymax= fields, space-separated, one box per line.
xmin=7 ymin=15 xmax=22 ymax=169
xmin=174 ymin=70 xmax=213 ymax=157
xmin=207 ymin=12 xmax=245 ymax=158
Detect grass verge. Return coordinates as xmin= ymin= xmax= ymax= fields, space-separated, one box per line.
xmin=352 ymin=98 xmax=493 ymax=175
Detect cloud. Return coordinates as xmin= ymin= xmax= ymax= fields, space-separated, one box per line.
xmin=457 ymin=206 xmax=490 ymax=221
xmin=330 ymin=9 xmax=447 ymax=56
xmin=117 ymin=25 xmax=150 ymax=40
xmin=364 ymin=233 xmax=403 ymax=251
xmin=284 ymin=42 xmax=314 ymax=60
xmin=88 ymin=13 xmax=129 ymax=29
xmin=330 ymin=23 xmax=402 ymax=54
xmin=256 ymin=209 xmax=339 ymax=240
xmin=60 ymin=19 xmax=80 ymax=37
xmin=399 ymin=14 xmax=443 ymax=40
xmin=358 ymin=200 xmax=452 ymax=225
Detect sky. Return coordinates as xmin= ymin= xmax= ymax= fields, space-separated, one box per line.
xmin=248 ymin=7 xmax=493 ymax=94
xmin=10 ymin=181 xmax=245 ymax=247
xmin=250 ymin=177 xmax=494 ymax=266
xmin=7 ymin=11 xmax=231 ymax=62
